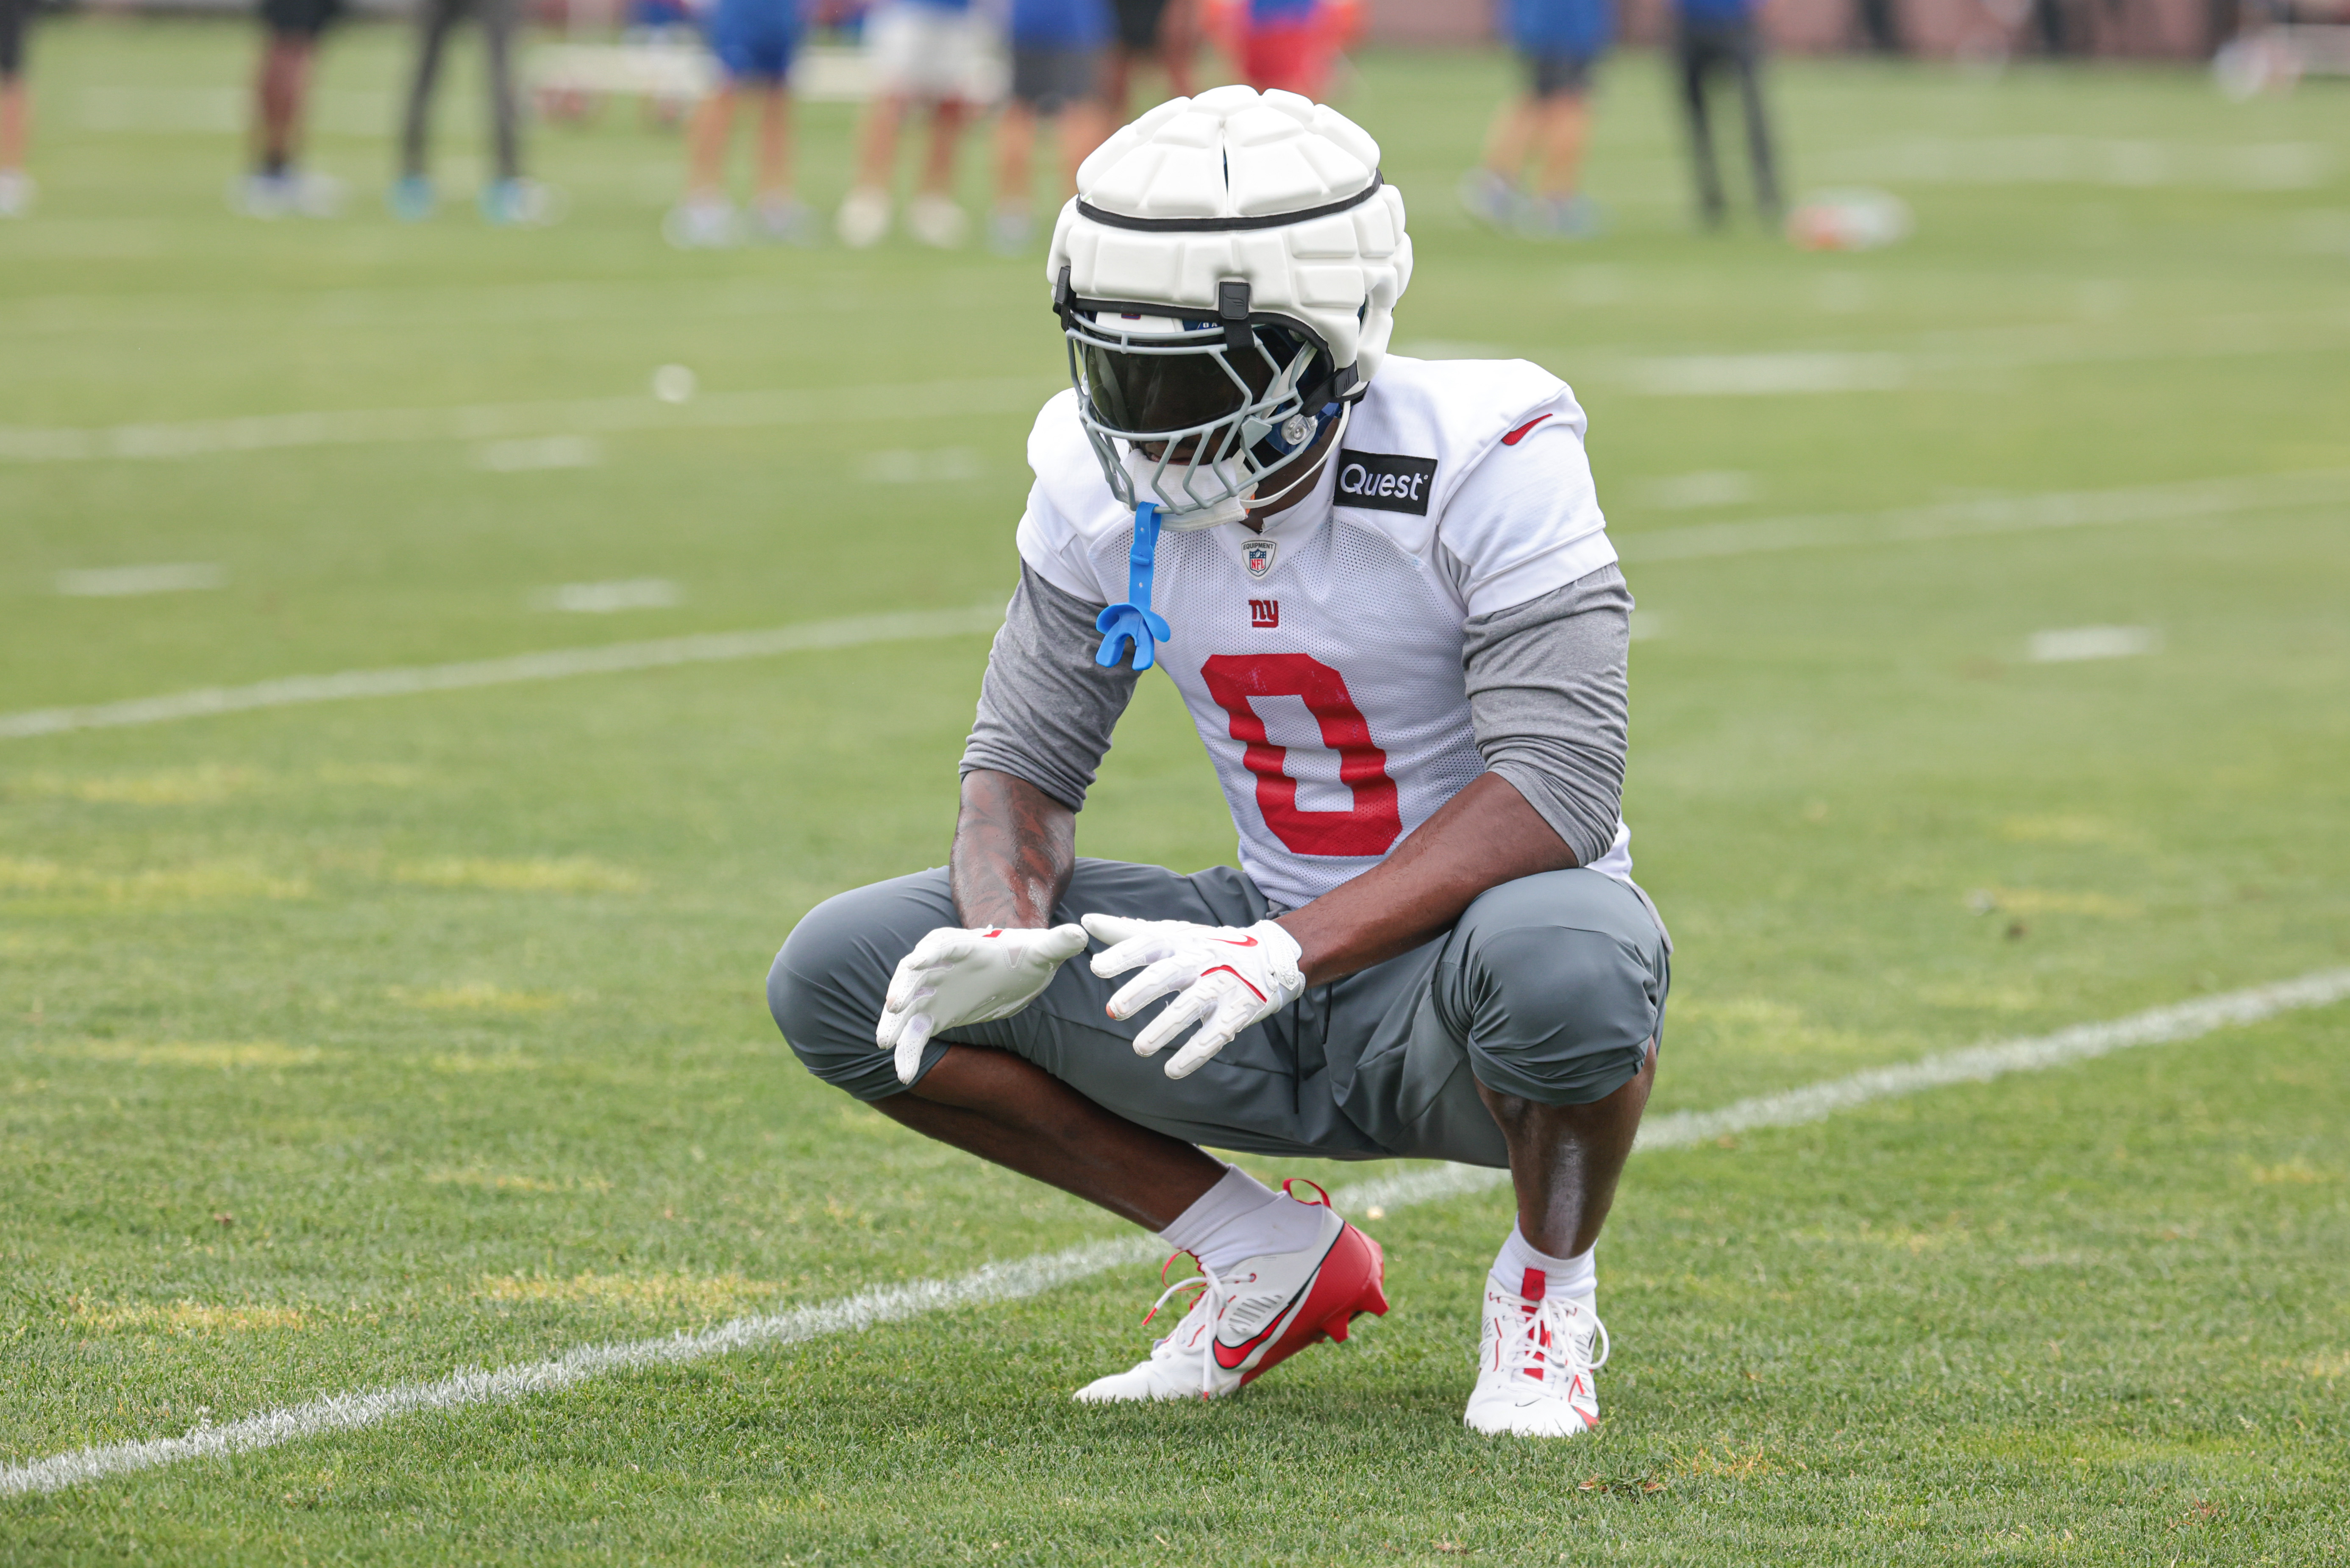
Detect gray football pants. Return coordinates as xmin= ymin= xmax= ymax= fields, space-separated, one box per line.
xmin=768 ymin=860 xmax=1670 ymax=1169
xmin=400 ymin=0 xmax=520 ymax=183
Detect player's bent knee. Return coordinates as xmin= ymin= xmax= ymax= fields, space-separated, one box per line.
xmin=1453 ymin=872 xmax=1668 ymax=1108
xmin=766 ymin=881 xmax=920 ymax=1103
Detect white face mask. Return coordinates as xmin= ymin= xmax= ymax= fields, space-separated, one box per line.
xmin=1121 ymin=444 xmax=1254 ymax=532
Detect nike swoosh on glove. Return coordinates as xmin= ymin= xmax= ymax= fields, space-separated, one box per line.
xmin=1080 ymin=914 xmax=1307 ymax=1080
xmin=875 ymin=924 xmax=1088 ymax=1085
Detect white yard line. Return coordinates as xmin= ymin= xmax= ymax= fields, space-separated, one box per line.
xmin=0 ymin=376 xmax=1059 ymax=465
xmin=1618 ymin=468 xmax=2350 ymax=564
xmin=2027 ymin=626 xmax=2162 ymax=664
xmin=6 ymin=965 xmax=2345 ymax=1498
xmin=53 ymin=563 xmax=225 ymax=598
xmin=7 ymin=468 xmax=2339 ymax=743
xmin=14 ymin=299 xmax=2349 ymax=462
xmin=1624 ymin=352 xmax=1910 ymax=397
xmin=0 ymin=1238 xmax=1161 ymax=1502
xmin=0 ymin=605 xmax=1007 ymax=743
xmin=1336 ymin=967 xmax=2350 ymax=1213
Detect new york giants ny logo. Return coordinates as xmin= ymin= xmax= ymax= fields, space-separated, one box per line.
xmin=1249 ymin=599 xmax=1279 ymax=628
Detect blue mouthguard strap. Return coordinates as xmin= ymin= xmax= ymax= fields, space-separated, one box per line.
xmin=1094 ymin=500 xmax=1173 ymax=672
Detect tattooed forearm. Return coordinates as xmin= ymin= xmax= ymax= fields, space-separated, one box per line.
xmin=950 ymin=770 xmax=1077 ymax=929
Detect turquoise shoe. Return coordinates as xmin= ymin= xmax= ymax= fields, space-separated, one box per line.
xmin=389 ymin=174 xmax=435 ymax=222
xmin=479 ymin=178 xmax=558 ymax=227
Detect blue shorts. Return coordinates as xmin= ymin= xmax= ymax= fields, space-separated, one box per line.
xmin=1523 ymin=48 xmax=1600 ymax=98
xmin=708 ymin=0 xmax=800 ymax=82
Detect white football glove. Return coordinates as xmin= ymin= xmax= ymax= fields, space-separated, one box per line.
xmin=875 ymin=924 xmax=1088 ymax=1085
xmin=1081 ymin=914 xmax=1307 ymax=1080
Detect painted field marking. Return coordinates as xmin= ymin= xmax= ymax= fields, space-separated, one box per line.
xmin=2027 ymin=626 xmax=2162 ymax=663
xmin=0 ymin=604 xmax=1006 ymax=743
xmin=1400 ymin=307 xmax=2350 ymax=392
xmin=5 ymin=965 xmax=2344 ymax=1499
xmin=476 ymin=435 xmax=601 ymax=473
xmin=532 ymin=579 xmax=684 ymax=614
xmin=0 ymin=376 xmax=1059 ymax=466
xmin=73 ymin=85 xmax=397 ymax=139
xmin=859 ymin=447 xmax=985 ymax=484
xmin=53 ymin=564 xmax=225 ymax=598
xmin=1627 ymin=352 xmax=1909 ymax=398
xmin=1332 ymin=968 xmax=2350 ymax=1213
xmin=1631 ymin=471 xmax=1759 ymax=511
xmin=1813 ymin=136 xmax=2331 ymax=191
xmin=1618 ymin=467 xmax=2350 ymax=564
xmin=7 ymin=469 xmax=2332 ymax=743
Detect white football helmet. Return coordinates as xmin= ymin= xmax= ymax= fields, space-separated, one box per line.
xmin=1047 ymin=85 xmax=1414 ymax=533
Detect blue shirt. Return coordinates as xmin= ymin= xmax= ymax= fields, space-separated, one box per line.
xmin=710 ymin=0 xmax=800 ymax=31
xmin=1508 ymin=0 xmax=1613 ymax=56
xmin=1012 ymin=0 xmax=1110 ymax=45
xmin=1675 ymin=0 xmax=1754 ymax=22
xmin=1249 ymin=0 xmax=1321 ymax=24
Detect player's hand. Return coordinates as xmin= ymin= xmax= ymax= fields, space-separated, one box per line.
xmin=876 ymin=924 xmax=1089 ymax=1086
xmin=1080 ymin=914 xmax=1307 ymax=1080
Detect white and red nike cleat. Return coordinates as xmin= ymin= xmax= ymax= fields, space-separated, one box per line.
xmin=1463 ymin=1269 xmax=1609 ymax=1437
xmin=1074 ymin=1183 xmax=1388 ymax=1403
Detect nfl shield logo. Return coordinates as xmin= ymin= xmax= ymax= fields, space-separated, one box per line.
xmin=1241 ymin=538 xmax=1277 ymax=580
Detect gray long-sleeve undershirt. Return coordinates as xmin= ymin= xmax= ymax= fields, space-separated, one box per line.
xmin=959 ymin=561 xmax=1632 ymax=870
xmin=961 ymin=565 xmax=1144 ymax=812
xmin=1460 ymin=563 xmax=1632 ymax=868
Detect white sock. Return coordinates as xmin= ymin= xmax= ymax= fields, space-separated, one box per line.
xmin=1489 ymin=1223 xmax=1596 ymax=1305
xmin=1158 ymin=1166 xmax=1327 ymax=1273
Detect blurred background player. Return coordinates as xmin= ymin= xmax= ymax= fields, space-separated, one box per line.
xmin=990 ymin=0 xmax=1110 ymax=254
xmin=1459 ymin=0 xmax=1612 ymax=239
xmin=1230 ymin=0 xmax=1336 ymax=99
xmin=1671 ymin=0 xmax=1782 ymax=228
xmin=667 ymin=0 xmax=818 ymax=247
xmin=0 ymin=0 xmax=29 ymax=217
xmin=392 ymin=0 xmax=548 ymax=225
xmin=838 ymin=0 xmax=989 ymax=249
xmin=243 ymin=0 xmax=343 ymax=217
xmin=1100 ymin=0 xmax=1196 ymax=117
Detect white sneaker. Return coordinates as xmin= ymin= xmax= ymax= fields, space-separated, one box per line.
xmin=480 ymin=177 xmax=558 ymax=227
xmin=986 ymin=203 xmax=1032 ymax=255
xmin=0 ymin=170 xmax=33 ymax=219
xmin=1463 ymin=1270 xmax=1609 ymax=1437
xmin=291 ymin=170 xmax=344 ymax=218
xmin=664 ymin=196 xmax=739 ymax=249
xmin=1074 ymin=1197 xmax=1387 ymax=1403
xmin=751 ymin=195 xmax=820 ymax=246
xmin=234 ymin=172 xmax=295 ymax=219
xmin=837 ymin=186 xmax=890 ymax=249
xmin=906 ymin=192 xmax=968 ymax=250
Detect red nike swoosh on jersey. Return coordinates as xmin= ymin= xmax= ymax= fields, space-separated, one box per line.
xmin=1501 ymin=414 xmax=1553 ymax=446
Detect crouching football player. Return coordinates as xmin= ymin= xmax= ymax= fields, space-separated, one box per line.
xmin=768 ymin=85 xmax=1669 ymax=1437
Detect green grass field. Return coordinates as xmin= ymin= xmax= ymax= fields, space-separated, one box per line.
xmin=5 ymin=16 xmax=2350 ymax=1563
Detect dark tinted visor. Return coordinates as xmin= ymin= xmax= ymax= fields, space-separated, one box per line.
xmin=1078 ymin=340 xmax=1265 ymax=436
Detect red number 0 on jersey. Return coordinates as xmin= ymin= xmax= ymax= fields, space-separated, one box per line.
xmin=1200 ymin=653 xmax=1403 ymax=858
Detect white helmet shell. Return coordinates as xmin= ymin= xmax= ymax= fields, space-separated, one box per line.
xmin=1047 ymin=85 xmax=1412 ymax=395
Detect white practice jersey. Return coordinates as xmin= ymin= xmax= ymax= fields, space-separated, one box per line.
xmin=1016 ymin=355 xmax=1633 ymax=912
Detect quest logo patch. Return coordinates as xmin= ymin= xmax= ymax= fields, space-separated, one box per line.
xmin=1332 ymin=449 xmax=1439 ymax=516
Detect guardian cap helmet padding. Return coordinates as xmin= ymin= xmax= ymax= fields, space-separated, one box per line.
xmin=1048 ymin=85 xmax=1413 ymax=531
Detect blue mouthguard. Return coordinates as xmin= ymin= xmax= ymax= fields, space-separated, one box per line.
xmin=1094 ymin=501 xmax=1173 ymax=672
